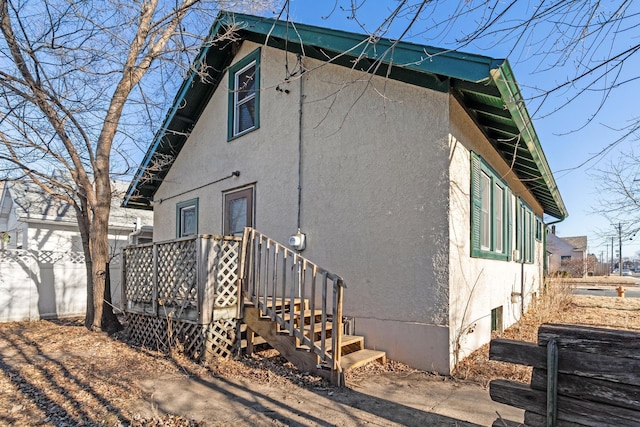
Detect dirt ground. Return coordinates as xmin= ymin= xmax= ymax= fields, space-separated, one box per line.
xmin=1 ymin=282 xmax=638 ymax=427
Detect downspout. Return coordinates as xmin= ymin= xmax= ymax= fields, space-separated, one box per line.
xmin=520 ymin=257 xmax=525 ymax=317
xmin=296 ymin=62 xmax=305 ymax=231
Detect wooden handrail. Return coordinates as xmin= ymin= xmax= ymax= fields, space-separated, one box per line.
xmin=240 ymin=227 xmax=346 ymax=369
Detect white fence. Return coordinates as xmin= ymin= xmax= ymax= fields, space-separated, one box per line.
xmin=0 ymin=249 xmax=122 ymax=322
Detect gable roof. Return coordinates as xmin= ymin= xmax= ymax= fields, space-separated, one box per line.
xmin=562 ymin=236 xmax=588 ymax=253
xmin=123 ymin=11 xmax=568 ymax=220
xmin=1 ymin=180 xmax=152 ymax=229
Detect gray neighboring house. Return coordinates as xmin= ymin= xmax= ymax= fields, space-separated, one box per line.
xmin=123 ymin=12 xmax=568 ymax=373
xmin=547 ymin=228 xmax=587 ymax=277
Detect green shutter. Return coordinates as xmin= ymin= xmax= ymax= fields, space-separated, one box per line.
xmin=470 ymin=152 xmax=482 ymax=257
xmin=506 ymin=187 xmax=512 ymax=261
xmin=516 ymin=200 xmax=522 ymax=262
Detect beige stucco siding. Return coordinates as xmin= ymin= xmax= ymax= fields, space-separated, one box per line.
xmin=154 ymin=42 xmax=300 ymax=241
xmin=153 ymin=42 xmax=453 ymax=372
xmin=448 ymin=97 xmax=544 ymax=368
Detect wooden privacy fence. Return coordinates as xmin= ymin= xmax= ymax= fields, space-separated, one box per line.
xmin=489 ymin=324 xmax=640 ymax=426
xmin=122 ymin=235 xmax=241 ymax=359
xmin=240 ymin=227 xmax=346 ymax=378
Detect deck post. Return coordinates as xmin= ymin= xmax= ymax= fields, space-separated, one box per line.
xmin=152 ymin=243 xmax=158 ymax=316
xmin=332 ymin=278 xmax=345 ymax=386
xmin=121 ymin=250 xmax=126 ymax=313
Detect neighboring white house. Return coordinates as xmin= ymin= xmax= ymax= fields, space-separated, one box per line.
xmin=0 ymin=179 xmax=153 ymax=321
xmin=123 ymin=12 xmax=568 ymax=374
xmin=547 ymin=228 xmax=588 ymax=277
xmin=0 ymin=179 xmax=152 ymax=252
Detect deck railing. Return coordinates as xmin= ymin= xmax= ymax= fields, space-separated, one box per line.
xmin=239 ymin=227 xmax=345 ymax=374
xmin=122 ymin=235 xmax=242 ymax=324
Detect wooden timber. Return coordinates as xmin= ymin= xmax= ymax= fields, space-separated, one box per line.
xmin=489 ymin=324 xmax=640 ymax=426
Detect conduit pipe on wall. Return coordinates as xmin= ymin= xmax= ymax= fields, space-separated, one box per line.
xmin=150 ymin=171 xmax=240 ymax=204
xmin=296 ymin=59 xmax=305 ymax=231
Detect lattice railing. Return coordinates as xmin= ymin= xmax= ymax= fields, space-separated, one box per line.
xmin=122 ymin=235 xmax=242 ymax=323
xmin=213 ymin=239 xmax=240 ymax=309
xmin=123 ymin=245 xmax=154 ymax=306
xmin=156 ymin=238 xmax=198 ymax=318
xmin=123 ymin=235 xmax=242 ymax=360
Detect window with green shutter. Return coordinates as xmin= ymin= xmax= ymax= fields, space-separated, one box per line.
xmin=516 ymin=199 xmax=535 ymax=264
xmin=535 ymin=217 xmax=543 ymax=241
xmin=470 ymin=152 xmax=511 ymax=261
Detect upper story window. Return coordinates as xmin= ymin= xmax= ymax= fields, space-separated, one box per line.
xmin=228 ymin=49 xmax=261 ymax=140
xmin=471 ymin=152 xmax=511 ymax=261
xmin=176 ymin=198 xmax=198 ymax=238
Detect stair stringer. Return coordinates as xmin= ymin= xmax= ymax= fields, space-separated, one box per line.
xmin=243 ymin=306 xmax=331 ymax=379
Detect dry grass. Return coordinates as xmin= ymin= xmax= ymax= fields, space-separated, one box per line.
xmin=0 ymin=318 xmax=334 ymax=426
xmin=452 ymin=279 xmax=640 ymax=387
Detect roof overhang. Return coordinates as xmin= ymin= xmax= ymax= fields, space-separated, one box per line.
xmin=123 ymin=11 xmax=567 ymax=220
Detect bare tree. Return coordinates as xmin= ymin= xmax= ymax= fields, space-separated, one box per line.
xmin=329 ymin=1 xmax=639 ymax=160
xmin=592 ymin=152 xmax=640 ymax=240
xmin=0 ymin=0 xmax=273 ymax=332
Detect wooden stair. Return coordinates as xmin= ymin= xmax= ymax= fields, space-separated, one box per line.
xmin=242 ymin=298 xmax=386 ymax=383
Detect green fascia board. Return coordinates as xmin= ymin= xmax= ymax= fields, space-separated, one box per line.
xmin=218 ymin=12 xmax=504 ymax=84
xmin=491 ymin=60 xmax=568 ymax=220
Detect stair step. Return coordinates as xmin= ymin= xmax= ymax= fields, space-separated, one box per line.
xmin=303 ymin=322 xmax=333 ymax=333
xmin=267 ymin=309 xmax=323 ymax=323
xmin=340 ymin=349 xmax=386 ymax=371
xmin=297 ymin=334 xmax=364 ymax=353
xmin=276 ymin=321 xmax=332 ymax=338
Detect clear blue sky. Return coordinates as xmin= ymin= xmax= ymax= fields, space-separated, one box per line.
xmin=276 ymin=1 xmax=640 ymax=261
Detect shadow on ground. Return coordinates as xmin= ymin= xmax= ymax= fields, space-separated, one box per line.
xmin=142 ymin=353 xmax=484 ymax=427
xmin=0 ymin=319 xmax=509 ymax=426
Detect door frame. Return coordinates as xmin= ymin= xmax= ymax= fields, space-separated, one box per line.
xmin=222 ymin=185 xmax=255 ymax=236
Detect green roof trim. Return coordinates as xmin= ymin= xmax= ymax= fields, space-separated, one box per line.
xmin=123 ymin=11 xmax=568 ymax=220
xmin=490 ymin=61 xmax=567 ymax=219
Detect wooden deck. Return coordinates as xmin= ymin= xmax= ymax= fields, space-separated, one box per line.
xmin=122 ymin=229 xmax=386 ymax=385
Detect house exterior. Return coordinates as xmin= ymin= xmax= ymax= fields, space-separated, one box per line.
xmin=123 ymin=12 xmax=567 ymax=374
xmin=0 ymin=179 xmax=153 ymax=321
xmin=547 ymin=230 xmax=588 ymax=277
xmin=0 ymin=179 xmax=152 ymax=252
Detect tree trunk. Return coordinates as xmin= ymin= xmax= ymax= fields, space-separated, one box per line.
xmin=103 ymin=261 xmax=123 ymax=333
xmin=75 ymin=198 xmax=94 ymax=330
xmin=88 ymin=177 xmax=122 ymax=333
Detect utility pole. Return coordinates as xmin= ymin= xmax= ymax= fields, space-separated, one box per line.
xmin=619 ymin=222 xmax=623 ymax=276
xmin=600 ymin=251 xmax=604 ymax=276
xmin=611 ymin=236 xmax=614 ymax=274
